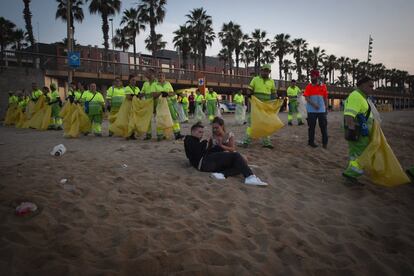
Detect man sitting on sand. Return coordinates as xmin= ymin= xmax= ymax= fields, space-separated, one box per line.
xmin=184 ymin=122 xmax=267 ymax=186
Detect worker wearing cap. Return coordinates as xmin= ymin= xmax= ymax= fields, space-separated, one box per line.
xmin=242 ymin=64 xmax=276 ymax=149
xmin=287 ymin=79 xmax=304 ymax=126
xmin=342 ymin=76 xmax=375 ymax=180
xmin=303 ymin=70 xmax=328 ymax=148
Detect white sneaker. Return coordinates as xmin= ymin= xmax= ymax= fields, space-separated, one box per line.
xmin=211 ymin=172 xmax=226 ymax=180
xmin=244 ymin=175 xmax=268 ymax=186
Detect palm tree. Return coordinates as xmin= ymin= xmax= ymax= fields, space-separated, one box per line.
xmin=240 ymin=46 xmax=254 ymax=76
xmin=0 ymin=17 xmax=16 ymax=52
xmin=11 ymin=29 xmax=28 ymax=66
xmin=138 ymin=0 xmax=166 ymax=58
xmin=302 ymin=49 xmax=314 ymax=81
xmin=219 ymin=21 xmax=237 ymax=75
xmin=336 ymin=56 xmax=350 ymax=87
xmin=309 ymin=46 xmax=325 ymax=70
xmin=144 ymin=33 xmax=166 ymax=55
xmin=291 ymin=38 xmax=307 ymax=81
xmin=23 ymin=0 xmax=35 ymax=46
xmin=112 ymin=28 xmax=130 ymax=52
xmin=232 ymin=25 xmax=244 ymax=76
xmin=282 ymin=59 xmax=293 ymax=81
xmin=186 ymin=8 xmax=215 ymax=70
xmin=11 ymin=29 xmax=28 ymax=51
xmin=323 ymin=54 xmax=337 ymax=84
xmin=261 ymin=50 xmax=275 ymax=65
xmin=173 ymin=25 xmax=191 ymax=69
xmin=55 ymin=0 xmax=85 ymax=38
xmin=249 ymin=29 xmax=269 ymax=74
xmin=271 ymin=33 xmax=291 ymax=80
xmin=218 ymin=48 xmax=230 ymax=74
xmin=88 ymin=0 xmax=121 ymax=58
xmin=349 ymin=58 xmax=359 ymax=86
xmin=120 ymin=7 xmax=145 ymax=70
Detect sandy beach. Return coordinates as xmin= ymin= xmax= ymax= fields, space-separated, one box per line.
xmin=1 ymin=110 xmax=414 ymax=275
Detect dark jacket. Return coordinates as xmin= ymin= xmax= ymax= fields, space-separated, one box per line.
xmin=184 ymin=135 xmax=208 ymax=168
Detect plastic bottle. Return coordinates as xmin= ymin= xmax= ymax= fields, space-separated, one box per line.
xmin=15 ymin=202 xmax=37 ymax=216
xmin=51 ymin=144 xmax=66 ymax=156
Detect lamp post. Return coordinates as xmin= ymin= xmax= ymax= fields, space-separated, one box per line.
xmin=66 ymin=0 xmax=72 ymax=94
xmin=109 ymin=18 xmax=115 ymax=75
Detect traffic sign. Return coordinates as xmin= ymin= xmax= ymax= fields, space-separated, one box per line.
xmin=198 ymin=78 xmax=204 ymax=86
xmin=68 ymin=51 xmax=80 ymax=68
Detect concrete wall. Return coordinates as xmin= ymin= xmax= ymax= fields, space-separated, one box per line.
xmin=0 ymin=67 xmax=45 ymax=119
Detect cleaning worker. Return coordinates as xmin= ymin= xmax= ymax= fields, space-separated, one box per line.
xmin=205 ymin=88 xmax=219 ymax=123
xmin=180 ymin=93 xmax=189 ymax=122
xmin=82 ymin=83 xmax=105 ymax=136
xmin=287 ymin=79 xmax=304 ymax=126
xmin=106 ymin=77 xmax=126 ymax=136
xmin=124 ymin=74 xmax=141 ymax=139
xmin=47 ymin=83 xmax=63 ymax=130
xmin=342 ymin=76 xmax=375 ymax=180
xmin=157 ymin=72 xmax=184 ymax=140
xmin=242 ymin=64 xmax=276 ymax=149
xmin=194 ymin=89 xmax=205 ymax=121
xmin=141 ymin=69 xmax=161 ymax=140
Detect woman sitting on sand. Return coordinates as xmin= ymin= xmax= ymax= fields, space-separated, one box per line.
xmin=184 ymin=122 xmax=267 ymax=186
xmin=208 ymin=116 xmax=235 ymax=153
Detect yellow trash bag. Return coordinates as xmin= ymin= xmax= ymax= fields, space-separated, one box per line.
xmin=15 ymin=108 xmax=28 ymax=128
xmin=60 ymin=101 xmax=75 ymax=120
xmin=26 ymin=100 xmax=36 ymax=119
xmin=250 ymin=96 xmax=284 ymax=139
xmin=28 ymin=96 xmax=52 ymax=130
xmin=109 ymin=99 xmax=132 ymax=137
xmin=358 ymin=121 xmax=410 ymax=187
xmin=155 ymin=97 xmax=174 ymax=137
xmin=64 ymin=104 xmax=91 ymax=138
xmin=4 ymin=104 xmax=19 ymax=126
xmin=61 ymin=102 xmax=77 ymax=134
xmin=128 ymin=97 xmax=153 ymax=137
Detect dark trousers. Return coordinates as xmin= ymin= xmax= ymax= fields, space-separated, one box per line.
xmin=200 ymin=152 xmax=253 ymax=178
xmin=189 ymin=102 xmax=195 ymax=114
xmin=307 ymin=112 xmax=328 ymax=145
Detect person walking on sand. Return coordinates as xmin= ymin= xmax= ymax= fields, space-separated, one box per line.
xmin=303 ymin=70 xmax=328 ymax=148
xmin=342 ymin=76 xmax=374 ymax=180
xmin=184 ymin=122 xmax=267 ymax=186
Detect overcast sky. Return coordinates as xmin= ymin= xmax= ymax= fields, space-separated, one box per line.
xmin=1 ymin=0 xmax=413 ymax=78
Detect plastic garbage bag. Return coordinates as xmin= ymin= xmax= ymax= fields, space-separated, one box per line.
xmin=235 ymin=104 xmax=246 ymax=125
xmin=155 ymin=97 xmax=174 ymax=137
xmin=357 ymin=121 xmax=410 ymax=187
xmin=250 ymin=96 xmax=284 ymax=139
xmin=64 ymin=104 xmax=91 ymax=138
xmin=175 ymin=102 xmax=187 ymax=123
xmin=298 ymin=95 xmax=308 ymax=120
xmin=195 ymin=104 xmax=205 ymax=122
xmin=28 ymin=96 xmax=52 ymax=130
xmin=128 ymin=97 xmax=153 ymax=136
xmin=109 ymin=99 xmax=132 ymax=137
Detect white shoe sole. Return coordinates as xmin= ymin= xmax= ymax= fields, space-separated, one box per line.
xmin=244 ymin=182 xmax=268 ymax=186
